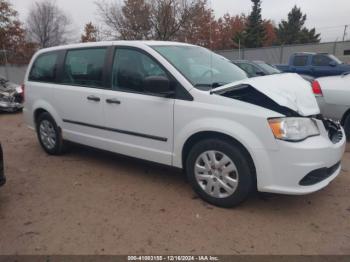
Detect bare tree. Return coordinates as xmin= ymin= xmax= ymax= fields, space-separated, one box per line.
xmin=95 ymin=0 xmax=122 ymax=40
xmin=26 ymin=0 xmax=73 ymax=48
xmin=96 ymin=0 xmax=152 ymax=40
xmin=95 ymin=0 xmax=206 ymax=41
xmin=150 ymin=0 xmax=204 ymax=41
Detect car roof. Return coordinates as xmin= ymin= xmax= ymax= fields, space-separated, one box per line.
xmin=294 ymin=52 xmax=330 ymax=56
xmin=232 ymin=60 xmax=251 ymax=63
xmin=35 ymin=40 xmax=196 ymax=54
xmin=252 ymin=60 xmax=267 ymax=64
xmin=232 ymin=60 xmax=268 ymax=65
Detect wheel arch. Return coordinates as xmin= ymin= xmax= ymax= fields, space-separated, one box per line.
xmin=181 ymin=131 xmax=256 ymax=181
xmin=34 ymin=108 xmax=49 ymax=124
xmin=341 ymin=108 xmax=350 ymax=125
xmin=32 ymin=100 xmax=62 ymax=128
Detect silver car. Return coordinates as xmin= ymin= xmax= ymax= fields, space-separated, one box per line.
xmin=314 ymin=72 xmax=350 ymax=137
xmin=0 ymin=76 xmax=24 ymax=112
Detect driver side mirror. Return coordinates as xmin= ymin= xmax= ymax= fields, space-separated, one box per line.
xmin=143 ymin=76 xmax=174 ymax=97
xmin=255 ymin=71 xmax=266 ymax=76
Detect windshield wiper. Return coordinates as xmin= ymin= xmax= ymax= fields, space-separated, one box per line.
xmin=195 ymin=82 xmax=228 ymax=89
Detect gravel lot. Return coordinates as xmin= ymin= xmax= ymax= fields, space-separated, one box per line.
xmin=0 ymin=113 xmax=349 ymax=255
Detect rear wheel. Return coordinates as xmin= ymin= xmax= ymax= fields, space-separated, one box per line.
xmin=36 ymin=112 xmax=67 ymax=155
xmin=186 ymin=139 xmax=255 ymax=208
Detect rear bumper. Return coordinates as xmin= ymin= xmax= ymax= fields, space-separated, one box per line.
xmin=316 ymin=96 xmax=347 ymax=122
xmin=0 ymin=101 xmax=23 ymax=112
xmin=255 ymin=120 xmax=346 ymax=195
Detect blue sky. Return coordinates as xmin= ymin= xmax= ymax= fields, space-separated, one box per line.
xmin=10 ymin=0 xmax=350 ymax=42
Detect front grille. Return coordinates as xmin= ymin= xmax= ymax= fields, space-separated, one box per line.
xmin=299 ymin=162 xmax=341 ymax=186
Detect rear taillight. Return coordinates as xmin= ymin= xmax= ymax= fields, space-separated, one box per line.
xmin=312 ymin=80 xmax=323 ymax=96
xmin=21 ymin=83 xmax=25 ymax=102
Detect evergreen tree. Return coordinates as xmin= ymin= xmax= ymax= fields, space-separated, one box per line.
xmin=81 ymin=22 xmax=98 ymax=43
xmin=276 ymin=6 xmax=320 ymax=44
xmin=241 ymin=0 xmax=266 ymax=48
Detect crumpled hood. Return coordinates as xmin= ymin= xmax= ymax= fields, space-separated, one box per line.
xmin=212 ymin=73 xmax=320 ymax=116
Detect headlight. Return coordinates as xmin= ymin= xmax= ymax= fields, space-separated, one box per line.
xmin=268 ymin=117 xmax=320 ymax=141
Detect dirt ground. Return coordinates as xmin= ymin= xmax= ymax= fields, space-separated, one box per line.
xmin=0 ymin=112 xmax=349 ymax=255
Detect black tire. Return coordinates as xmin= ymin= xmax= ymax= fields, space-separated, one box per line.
xmin=344 ymin=115 xmax=350 ymax=140
xmin=36 ymin=112 xmax=66 ymax=155
xmin=186 ymin=139 xmax=255 ymax=208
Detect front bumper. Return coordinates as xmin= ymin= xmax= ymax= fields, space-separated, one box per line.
xmin=255 ymin=119 xmax=346 ymax=195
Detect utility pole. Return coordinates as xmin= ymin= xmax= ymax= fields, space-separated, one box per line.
xmin=343 ymin=25 xmax=348 ymax=42
xmin=238 ymin=38 xmax=241 ymax=59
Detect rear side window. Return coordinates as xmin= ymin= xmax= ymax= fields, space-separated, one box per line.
xmin=29 ymin=52 xmax=58 ymax=83
xmin=293 ymin=56 xmax=308 ymax=66
xmin=63 ymin=48 xmax=107 ymax=88
xmin=312 ymin=55 xmax=332 ymax=66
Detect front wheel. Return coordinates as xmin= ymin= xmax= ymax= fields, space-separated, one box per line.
xmin=186 ymin=139 xmax=255 ymax=208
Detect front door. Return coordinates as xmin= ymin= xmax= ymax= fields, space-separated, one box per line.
xmin=103 ymin=47 xmax=174 ymax=165
xmin=311 ymin=54 xmax=337 ymax=77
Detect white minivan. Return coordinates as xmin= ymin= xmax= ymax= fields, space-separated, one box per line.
xmin=23 ymin=41 xmax=346 ymax=207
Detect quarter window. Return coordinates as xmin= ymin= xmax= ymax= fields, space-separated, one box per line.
xmin=63 ymin=48 xmax=107 ymax=88
xmin=112 ymin=48 xmax=168 ymax=93
xmin=293 ymin=56 xmax=308 ymax=66
xmin=29 ymin=52 xmax=58 ymax=83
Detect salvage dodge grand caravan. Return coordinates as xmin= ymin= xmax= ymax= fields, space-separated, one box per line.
xmin=23 ymin=41 xmax=346 ymax=207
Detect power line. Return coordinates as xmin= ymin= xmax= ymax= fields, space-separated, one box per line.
xmin=314 ymin=24 xmax=350 ymax=30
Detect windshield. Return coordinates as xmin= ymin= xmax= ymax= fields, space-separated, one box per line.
xmin=152 ymin=45 xmax=248 ymax=91
xmin=256 ymin=62 xmax=281 ymax=74
xmin=328 ymin=54 xmax=343 ymax=64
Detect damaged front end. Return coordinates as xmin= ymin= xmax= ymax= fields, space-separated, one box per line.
xmin=213 ymin=83 xmax=300 ymax=117
xmin=211 ymin=73 xmax=344 ymax=143
xmin=0 ymin=77 xmax=23 ymax=113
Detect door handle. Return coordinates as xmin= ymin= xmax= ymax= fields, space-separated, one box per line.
xmin=106 ymin=98 xmax=121 ymax=105
xmin=87 ymin=95 xmax=100 ymax=102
